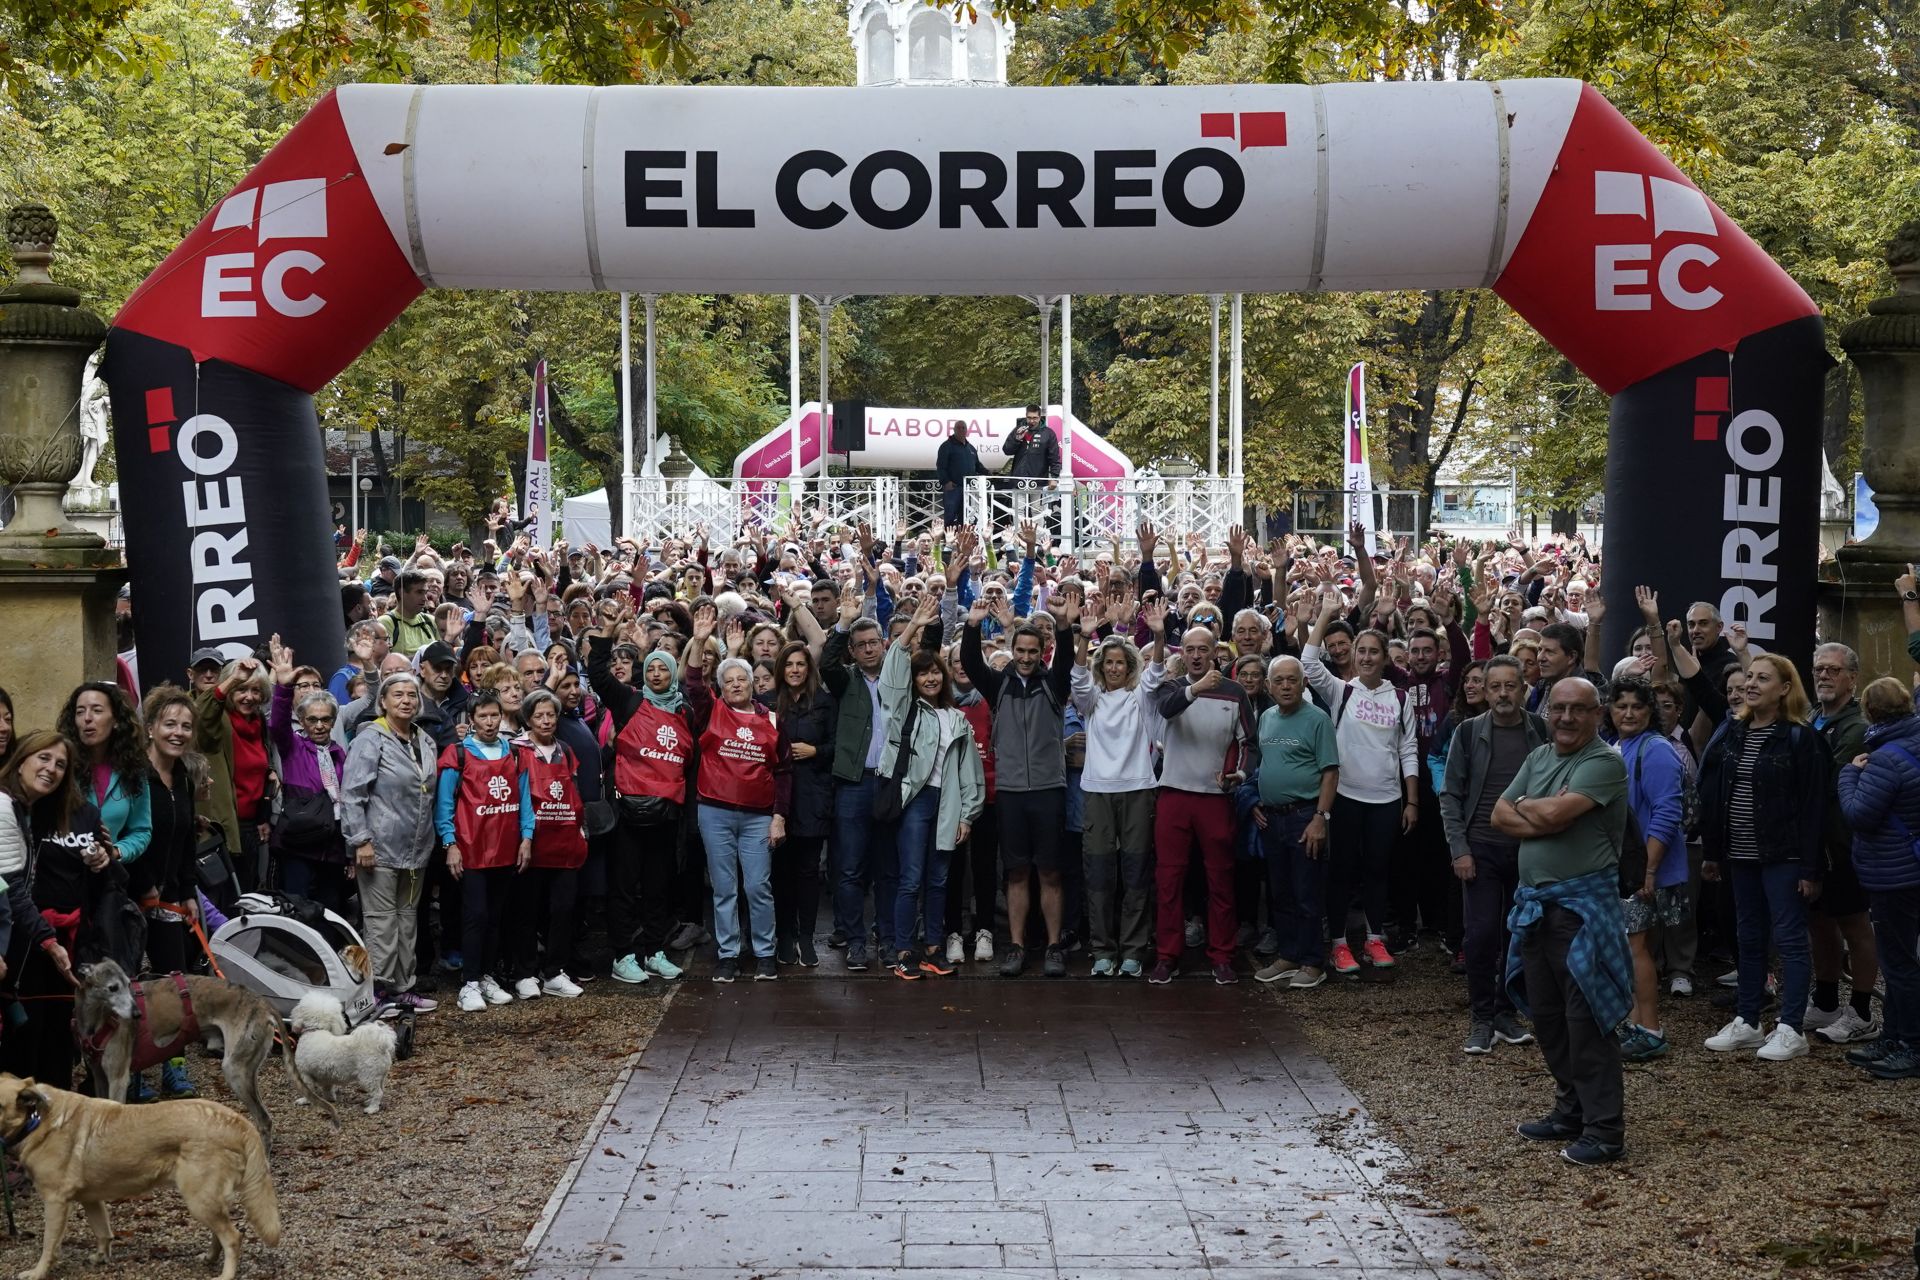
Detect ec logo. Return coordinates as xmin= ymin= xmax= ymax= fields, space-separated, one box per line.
xmin=201 ymin=179 xmax=329 ymax=319
xmin=1591 ymin=171 xmax=1721 ymax=313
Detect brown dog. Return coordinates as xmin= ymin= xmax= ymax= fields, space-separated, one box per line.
xmin=73 ymin=960 xmax=302 ymax=1148
xmin=0 ymin=1073 xmax=280 ymax=1280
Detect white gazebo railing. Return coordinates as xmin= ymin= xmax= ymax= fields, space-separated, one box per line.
xmin=960 ymin=474 xmax=1243 ymax=552
xmin=626 ymin=474 xmax=738 ymax=540
xmin=734 ymin=475 xmax=900 ymax=537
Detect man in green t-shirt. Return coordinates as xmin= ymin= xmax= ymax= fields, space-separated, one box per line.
xmin=1492 ymin=677 xmax=1628 ymax=1165
xmin=1251 ymin=656 xmax=1340 ymax=989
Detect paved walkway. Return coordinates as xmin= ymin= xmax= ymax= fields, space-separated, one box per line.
xmin=522 ymin=975 xmax=1474 ymax=1279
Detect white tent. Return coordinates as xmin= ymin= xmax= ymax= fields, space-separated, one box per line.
xmin=562 ymin=488 xmax=612 ymax=547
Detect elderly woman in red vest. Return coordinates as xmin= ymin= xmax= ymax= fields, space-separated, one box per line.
xmin=683 ymin=604 xmax=792 ymax=984
xmin=510 ymin=688 xmax=588 ymax=999
xmin=585 ymin=598 xmax=690 ymax=987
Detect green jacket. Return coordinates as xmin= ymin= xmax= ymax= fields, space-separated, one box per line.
xmin=821 ymin=624 xmax=882 ymax=784
xmin=876 ymin=642 xmax=986 ymax=850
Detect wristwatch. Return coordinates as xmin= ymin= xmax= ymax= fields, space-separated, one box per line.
xmin=1903 ymin=590 xmax=1918 ymax=602
xmin=1315 ymin=809 xmax=1332 ymax=822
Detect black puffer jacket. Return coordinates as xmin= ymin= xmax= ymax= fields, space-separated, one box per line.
xmin=776 ymin=688 xmax=838 ymax=839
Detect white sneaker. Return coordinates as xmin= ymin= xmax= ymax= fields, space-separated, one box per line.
xmin=973 ymin=929 xmax=994 ymax=963
xmin=1715 ymin=968 xmax=1740 ymax=988
xmin=1704 ymin=1017 xmax=1767 ymax=1052
xmin=478 ymin=975 xmax=513 ymax=1006
xmin=1756 ymin=1023 xmax=1810 ymax=1061
xmin=457 ymin=981 xmax=486 ymax=1013
xmin=1802 ymin=1000 xmax=1842 ymax=1031
xmin=542 ymin=971 xmax=585 ymax=999
xmin=513 ymin=976 xmax=542 ymax=1001
xmin=945 ymin=933 xmax=966 ymax=965
xmin=1814 ymin=1007 xmax=1879 ymax=1044
xmin=1667 ymin=974 xmax=1693 ymax=998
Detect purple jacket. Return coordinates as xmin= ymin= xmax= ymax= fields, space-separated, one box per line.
xmin=269 ymin=682 xmax=348 ymax=852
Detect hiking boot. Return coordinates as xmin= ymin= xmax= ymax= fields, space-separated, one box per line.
xmin=611 ymin=954 xmax=650 ymax=984
xmin=1043 ymin=945 xmax=1067 ymax=978
xmin=1329 ymin=941 xmax=1361 ymax=976
xmin=159 ymin=1058 xmax=195 ymax=1099
xmin=1864 ymin=1043 xmax=1920 ymax=1079
xmin=1846 ymin=1037 xmax=1903 ymax=1069
xmin=1492 ymin=1012 xmax=1535 ymax=1046
xmin=1560 ymin=1137 xmax=1625 ymax=1166
xmin=999 ymin=945 xmax=1027 ymax=978
xmin=1463 ymin=1021 xmax=1495 ymax=1056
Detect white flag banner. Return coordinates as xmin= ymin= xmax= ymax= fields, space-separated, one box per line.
xmin=525 ymin=359 xmax=552 ymax=547
xmin=1343 ymin=362 xmax=1378 ymax=556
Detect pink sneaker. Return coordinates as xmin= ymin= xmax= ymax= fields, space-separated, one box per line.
xmin=1329 ymin=941 xmax=1360 ymax=975
xmin=1361 ymin=937 xmax=1397 ymax=968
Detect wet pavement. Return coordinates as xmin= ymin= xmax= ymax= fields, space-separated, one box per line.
xmin=521 ymin=971 xmax=1475 ymax=1279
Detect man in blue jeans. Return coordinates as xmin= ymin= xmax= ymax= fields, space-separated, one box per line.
xmin=1251 ymin=656 xmax=1340 ymax=989
xmin=821 ymin=603 xmax=897 ymax=971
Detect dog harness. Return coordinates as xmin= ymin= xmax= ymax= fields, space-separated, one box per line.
xmin=75 ymin=972 xmax=200 ymax=1074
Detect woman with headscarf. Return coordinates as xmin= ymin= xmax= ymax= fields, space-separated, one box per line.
xmin=682 ymin=604 xmax=790 ymax=983
xmin=341 ymin=671 xmax=441 ymax=1017
xmin=585 ymin=598 xmax=690 ymax=986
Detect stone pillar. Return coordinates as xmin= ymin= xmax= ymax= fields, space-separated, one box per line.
xmin=1819 ymin=215 xmax=1920 ymax=677
xmin=0 ymin=203 xmax=122 ymax=731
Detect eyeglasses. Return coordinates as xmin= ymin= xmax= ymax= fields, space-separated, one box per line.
xmin=301 ymin=715 xmax=337 ymax=727
xmin=1811 ymin=664 xmax=1848 ymax=676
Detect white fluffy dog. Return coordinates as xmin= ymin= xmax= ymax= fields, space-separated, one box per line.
xmin=288 ymin=992 xmax=397 ymax=1123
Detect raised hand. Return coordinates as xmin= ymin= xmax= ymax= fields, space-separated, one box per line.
xmin=967 ymin=598 xmax=990 ymax=627
xmin=856 ymin=520 xmax=873 ymax=556
xmin=268 ymin=634 xmax=296 ymax=684
xmin=723 ymin=615 xmax=747 ymax=655
xmin=1136 ymin=520 xmax=1158 ymax=559
xmin=691 ymin=603 xmax=718 ymax=643
xmin=1226 ymin=523 xmax=1247 ymax=563
xmin=1143 ymin=596 xmax=1169 ymax=635
xmin=597 ymin=596 xmax=627 ymax=637
xmin=1018 ymin=520 xmax=1039 ymax=556
xmin=989 ymin=596 xmax=1014 ymax=631
xmin=1728 ymin=621 xmax=1748 ymax=652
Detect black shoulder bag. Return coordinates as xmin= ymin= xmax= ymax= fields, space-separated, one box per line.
xmin=872 ymin=699 xmax=920 ymax=824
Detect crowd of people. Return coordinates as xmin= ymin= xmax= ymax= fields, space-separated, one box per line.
xmin=4 ymin=502 xmax=1918 ymax=1165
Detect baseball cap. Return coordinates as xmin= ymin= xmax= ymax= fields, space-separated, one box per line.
xmin=417 ymin=641 xmax=458 ymax=668
xmin=188 ymin=647 xmax=225 ymax=669
xmin=379 ymin=555 xmax=404 ymax=573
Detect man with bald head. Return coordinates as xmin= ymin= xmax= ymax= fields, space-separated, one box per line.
xmin=1147 ymin=625 xmax=1259 ymax=984
xmin=1493 ymin=676 xmax=1633 ymax=1166
xmin=1251 ymin=656 xmax=1340 ymax=988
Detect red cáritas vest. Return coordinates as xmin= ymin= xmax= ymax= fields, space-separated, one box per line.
xmin=439 ymin=743 xmax=523 ymax=870
xmin=697 ymin=700 xmax=779 ymax=811
xmin=612 ymin=700 xmax=690 ymax=804
xmin=518 ymin=743 xmax=588 ymax=869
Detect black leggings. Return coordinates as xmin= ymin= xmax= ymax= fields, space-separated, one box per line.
xmin=944 ymin=803 xmax=1000 ymax=939
xmin=774 ymin=834 xmax=824 ymax=947
xmin=609 ymin=812 xmax=680 ymax=961
xmin=460 ymin=866 xmax=515 ymax=985
xmin=1327 ymin=794 xmax=1399 ymax=941
xmin=511 ymin=868 xmax=579 ymax=980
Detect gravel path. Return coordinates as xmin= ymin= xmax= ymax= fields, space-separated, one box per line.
xmin=1 ymin=983 xmax=669 ymax=1280
xmin=1269 ymin=948 xmax=1920 ymax=1279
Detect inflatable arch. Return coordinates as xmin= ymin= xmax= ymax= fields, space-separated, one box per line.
xmin=104 ymin=80 xmax=1826 ymax=679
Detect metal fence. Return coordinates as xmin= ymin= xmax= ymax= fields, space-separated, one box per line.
xmin=1291 ymin=488 xmax=1424 ymax=544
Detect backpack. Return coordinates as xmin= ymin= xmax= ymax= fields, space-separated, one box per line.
xmin=1629 ymin=734 xmax=1698 ymax=842
xmin=1335 ymin=682 xmax=1409 ymax=730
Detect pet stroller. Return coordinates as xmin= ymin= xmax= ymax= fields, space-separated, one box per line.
xmin=209 ymin=893 xmax=379 ymax=1027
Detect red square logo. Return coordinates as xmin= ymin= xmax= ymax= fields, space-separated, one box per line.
xmin=145 ymin=387 xmax=175 ymax=424
xmin=148 ymin=425 xmax=172 ymax=453
xmin=1693 ymin=376 xmax=1729 ymax=414
xmin=1200 ymin=113 xmax=1235 ymax=140
xmin=1239 ymin=111 xmax=1288 ymax=149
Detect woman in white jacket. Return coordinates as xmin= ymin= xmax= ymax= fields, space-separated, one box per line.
xmin=1301 ymin=586 xmax=1418 ymax=977
xmin=1071 ymin=597 xmax=1169 ymax=977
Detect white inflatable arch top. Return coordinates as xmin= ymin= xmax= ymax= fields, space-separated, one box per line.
xmin=104 ymin=79 xmax=1826 ymax=682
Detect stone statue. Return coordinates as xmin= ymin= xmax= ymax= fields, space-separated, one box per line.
xmin=71 ymin=349 xmax=110 ymax=506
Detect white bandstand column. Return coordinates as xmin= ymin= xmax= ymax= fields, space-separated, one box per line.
xmin=619 ymin=291 xmax=633 ymax=536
